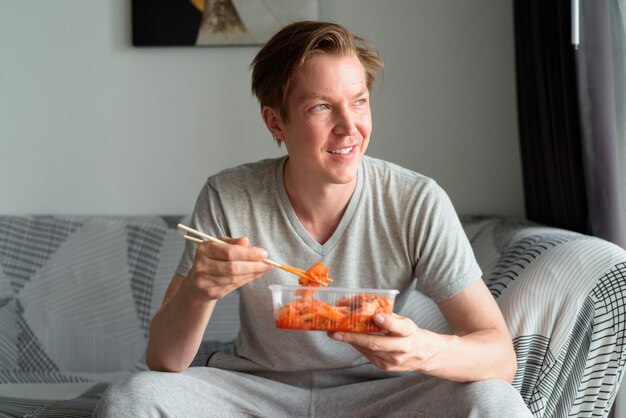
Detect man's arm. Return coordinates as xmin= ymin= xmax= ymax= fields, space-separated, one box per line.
xmin=146 ymin=237 xmax=271 ymax=372
xmin=425 ymin=278 xmax=517 ymax=382
xmin=145 ymin=273 xmax=216 ymax=372
xmin=328 ymin=278 xmax=517 ymax=383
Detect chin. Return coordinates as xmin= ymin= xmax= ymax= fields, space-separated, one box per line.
xmin=329 ymin=169 xmax=359 ymax=185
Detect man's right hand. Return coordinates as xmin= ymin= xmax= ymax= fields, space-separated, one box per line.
xmin=183 ymin=236 xmax=273 ymax=301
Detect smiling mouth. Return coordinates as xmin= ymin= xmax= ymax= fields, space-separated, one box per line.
xmin=329 ymin=146 xmax=354 ymax=155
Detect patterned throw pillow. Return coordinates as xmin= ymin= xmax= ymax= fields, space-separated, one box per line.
xmin=0 ymin=215 xmax=240 ymax=384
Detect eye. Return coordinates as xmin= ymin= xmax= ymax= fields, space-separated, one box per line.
xmin=313 ymin=103 xmax=330 ymax=111
xmin=354 ymin=98 xmax=367 ymax=106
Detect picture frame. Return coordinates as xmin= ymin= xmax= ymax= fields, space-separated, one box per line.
xmin=132 ymin=0 xmax=319 ymax=47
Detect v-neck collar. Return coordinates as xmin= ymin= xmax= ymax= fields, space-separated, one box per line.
xmin=274 ymin=156 xmax=364 ymax=257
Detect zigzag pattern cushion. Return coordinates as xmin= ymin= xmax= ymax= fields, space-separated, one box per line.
xmin=0 ymin=216 xmax=239 ymax=385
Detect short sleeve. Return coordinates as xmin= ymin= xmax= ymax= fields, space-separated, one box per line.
xmin=413 ymin=182 xmax=482 ymax=303
xmin=175 ymin=180 xmax=228 ymax=278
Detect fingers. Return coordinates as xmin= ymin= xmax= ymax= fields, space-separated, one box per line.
xmin=327 ymin=314 xmax=414 ymax=354
xmin=198 ymin=237 xmax=268 ymax=262
xmin=329 ymin=313 xmax=409 ymax=343
xmin=372 ymin=313 xmax=411 ymax=336
xmin=187 ymin=237 xmax=273 ymax=300
xmin=327 ymin=315 xmax=422 ymax=372
xmin=196 ymin=241 xmax=270 ymax=278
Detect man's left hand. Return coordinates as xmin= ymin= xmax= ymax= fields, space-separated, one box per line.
xmin=328 ymin=314 xmax=430 ymax=372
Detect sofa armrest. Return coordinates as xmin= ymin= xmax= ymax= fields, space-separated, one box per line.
xmin=462 ymin=216 xmax=626 ymax=417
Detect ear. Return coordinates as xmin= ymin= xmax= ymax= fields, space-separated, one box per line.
xmin=261 ymin=106 xmax=285 ymax=142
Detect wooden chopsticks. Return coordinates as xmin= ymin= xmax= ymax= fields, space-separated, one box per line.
xmin=177 ymin=224 xmax=331 ymax=286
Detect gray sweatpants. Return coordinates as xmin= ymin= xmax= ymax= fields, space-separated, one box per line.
xmin=94 ymin=363 xmax=532 ymax=417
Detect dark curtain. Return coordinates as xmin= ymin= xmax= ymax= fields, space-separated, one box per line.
xmin=513 ymin=1 xmax=590 ymax=235
xmin=514 ymin=0 xmax=625 ymax=249
xmin=575 ymin=0 xmax=625 ymax=248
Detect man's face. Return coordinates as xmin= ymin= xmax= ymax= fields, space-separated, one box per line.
xmin=274 ymin=53 xmax=372 ymax=187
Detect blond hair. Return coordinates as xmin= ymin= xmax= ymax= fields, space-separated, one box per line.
xmin=250 ymin=21 xmax=384 ymax=143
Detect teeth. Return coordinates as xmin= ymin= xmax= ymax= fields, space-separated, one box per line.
xmin=330 ymin=147 xmax=353 ymax=155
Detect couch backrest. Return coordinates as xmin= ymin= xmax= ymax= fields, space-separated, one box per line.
xmin=0 ymin=215 xmax=238 ymax=383
xmin=0 ymin=214 xmax=596 ymax=384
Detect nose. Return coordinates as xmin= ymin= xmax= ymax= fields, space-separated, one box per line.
xmin=333 ymin=106 xmax=358 ymax=136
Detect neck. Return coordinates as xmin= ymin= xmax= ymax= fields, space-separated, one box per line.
xmin=283 ymin=162 xmax=357 ymax=244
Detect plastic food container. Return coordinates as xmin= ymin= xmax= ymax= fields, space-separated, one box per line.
xmin=269 ymin=284 xmax=399 ymax=333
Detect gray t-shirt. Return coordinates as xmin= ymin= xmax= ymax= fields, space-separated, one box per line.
xmin=176 ymin=156 xmax=481 ymax=372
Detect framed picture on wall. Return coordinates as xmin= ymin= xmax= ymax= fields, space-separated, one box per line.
xmin=132 ymin=0 xmax=319 ymax=47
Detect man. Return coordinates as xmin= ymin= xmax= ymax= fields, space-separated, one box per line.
xmin=96 ymin=21 xmax=531 ymax=417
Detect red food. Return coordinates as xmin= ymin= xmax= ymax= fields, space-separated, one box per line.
xmin=276 ymin=262 xmax=392 ymax=332
xmin=298 ymin=262 xmax=331 ymax=287
xmin=275 ymin=293 xmax=393 ymax=333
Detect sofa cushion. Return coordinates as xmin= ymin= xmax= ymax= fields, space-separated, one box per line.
xmin=0 ymin=216 xmax=196 ymax=383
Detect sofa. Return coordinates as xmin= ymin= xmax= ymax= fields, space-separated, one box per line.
xmin=0 ymin=214 xmax=624 ymax=417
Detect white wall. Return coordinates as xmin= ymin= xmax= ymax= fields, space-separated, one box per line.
xmin=0 ymin=0 xmax=524 ymax=217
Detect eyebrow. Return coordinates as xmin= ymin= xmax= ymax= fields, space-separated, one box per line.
xmin=299 ymin=89 xmax=369 ymax=103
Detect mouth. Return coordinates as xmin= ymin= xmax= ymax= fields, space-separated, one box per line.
xmin=328 ymin=146 xmax=354 ymax=155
